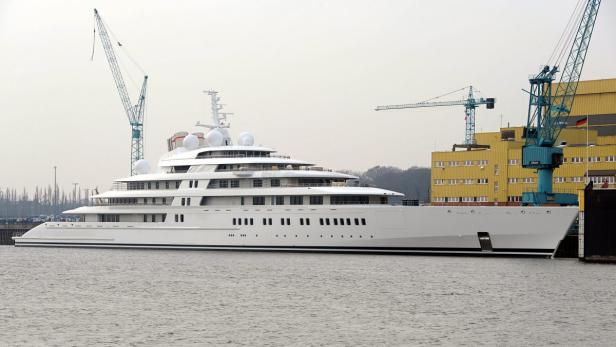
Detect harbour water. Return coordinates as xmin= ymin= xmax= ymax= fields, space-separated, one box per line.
xmin=1 ymin=246 xmax=615 ymax=346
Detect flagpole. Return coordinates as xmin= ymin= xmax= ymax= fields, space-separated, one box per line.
xmin=586 ymin=115 xmax=590 ymax=184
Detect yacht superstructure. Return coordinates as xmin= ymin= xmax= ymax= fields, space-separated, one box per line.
xmin=15 ymin=92 xmax=578 ymax=256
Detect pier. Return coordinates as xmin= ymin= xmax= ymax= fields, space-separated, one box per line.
xmin=579 ymin=184 xmax=616 ymax=263
xmin=0 ymin=223 xmax=40 ymax=245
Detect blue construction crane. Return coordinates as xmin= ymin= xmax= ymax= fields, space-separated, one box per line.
xmin=93 ymin=9 xmax=148 ymax=176
xmin=521 ymin=0 xmax=601 ymax=205
xmin=375 ymin=85 xmax=495 ymax=147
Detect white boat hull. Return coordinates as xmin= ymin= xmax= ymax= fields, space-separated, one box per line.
xmin=14 ymin=205 xmax=579 ymax=257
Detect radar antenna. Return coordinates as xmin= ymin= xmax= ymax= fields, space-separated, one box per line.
xmin=196 ymin=90 xmax=233 ymax=145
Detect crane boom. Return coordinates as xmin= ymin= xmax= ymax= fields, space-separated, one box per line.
xmin=93 ymin=8 xmax=148 ymax=175
xmin=521 ymin=0 xmax=601 ymax=205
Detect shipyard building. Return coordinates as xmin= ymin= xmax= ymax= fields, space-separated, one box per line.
xmin=431 ymin=78 xmax=616 ymax=205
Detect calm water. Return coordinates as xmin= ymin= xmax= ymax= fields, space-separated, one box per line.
xmin=1 ymin=246 xmax=615 ymax=346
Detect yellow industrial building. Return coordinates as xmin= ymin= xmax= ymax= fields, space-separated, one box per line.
xmin=431 ymin=78 xmax=616 ymax=205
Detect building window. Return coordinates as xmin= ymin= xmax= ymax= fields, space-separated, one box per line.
xmin=508 ymin=159 xmax=518 ymax=165
xmin=554 ymin=177 xmax=566 ymax=183
xmin=290 ymin=196 xmax=303 ymax=205
xmin=606 ymin=156 xmax=616 ymax=162
xmin=588 ymin=156 xmax=600 ymax=163
xmin=230 ymin=180 xmax=240 ymax=188
xmin=571 ymin=157 xmax=583 ymax=163
xmin=309 ymin=196 xmax=323 ymax=205
xmin=434 ymin=161 xmax=444 ymax=168
xmin=253 ymin=196 xmax=265 ymax=205
xmin=464 ymin=179 xmax=473 ymax=185
xmin=449 ymin=161 xmax=459 ymax=167
xmin=253 ymin=179 xmax=263 ymax=188
xmin=477 ymin=178 xmax=488 ymax=184
xmin=434 ymin=179 xmax=444 ymax=185
xmin=464 ymin=160 xmax=473 ymax=166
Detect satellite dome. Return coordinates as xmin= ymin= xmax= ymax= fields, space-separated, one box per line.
xmin=134 ymin=159 xmax=150 ymax=175
xmin=183 ymin=134 xmax=199 ymax=150
xmin=206 ymin=129 xmax=224 ymax=147
xmin=238 ymin=132 xmax=255 ymax=146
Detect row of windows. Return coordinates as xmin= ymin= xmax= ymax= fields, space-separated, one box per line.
xmin=434 ymin=160 xmax=488 ymax=168
xmin=188 ymin=180 xmax=199 ymax=188
xmin=127 ymin=181 xmax=180 ymax=190
xmin=98 ymin=214 xmax=120 ymax=222
xmin=434 ymin=179 xmax=488 ymax=185
xmin=227 ymin=233 xmax=375 ymax=239
xmin=143 ymin=214 xmax=166 ymax=222
xmin=507 ymin=178 xmax=535 ymax=184
xmin=436 ymin=156 xmax=615 ymax=168
xmin=232 ymin=217 xmax=367 ymax=226
xmin=433 ymin=197 xmax=488 ymax=203
xmin=174 ymin=214 xmax=185 ymax=223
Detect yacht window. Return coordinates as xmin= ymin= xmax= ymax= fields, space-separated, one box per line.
xmin=271 ymin=179 xmax=280 ymax=187
xmin=346 ymin=218 xmax=351 ymax=225
xmin=144 ymin=215 xmax=148 ymax=222
xmin=340 ymin=218 xmax=345 ymax=226
xmin=334 ymin=219 xmax=338 ymax=226
xmin=162 ymin=214 xmax=166 ymax=222
xmin=194 ymin=181 xmax=199 ymax=188
xmin=187 ymin=198 xmax=191 ymax=206
xmin=310 ymin=196 xmax=323 ymax=205
xmin=306 ymin=218 xmax=310 ymax=226
xmin=241 ymin=197 xmax=245 ymax=205
xmin=253 ymin=196 xmax=265 ymax=205
xmin=175 ymin=214 xmax=179 ymax=222
xmin=244 ymin=218 xmax=248 ymax=225
xmin=262 ymin=218 xmax=267 ymax=225
xmin=253 ymin=179 xmax=263 ymax=188
xmin=268 ymin=218 xmax=272 ymax=225
xmin=361 ymin=218 xmax=366 ymax=225
xmin=331 ymin=195 xmax=369 ymax=205
xmin=200 ymin=197 xmax=207 ymax=206
xmin=238 ymin=218 xmax=242 ymax=225
xmin=180 ymin=214 xmax=184 ymax=222
xmin=165 ymin=181 xmax=170 ymax=189
xmin=319 ymin=218 xmax=324 ymax=225
xmin=354 ymin=218 xmax=359 ymax=225
xmin=152 ymin=198 xmax=156 ymax=204
xmin=189 ymin=180 xmax=193 ymax=188
xmin=176 ymin=181 xmax=180 ymax=189
xmin=231 ymin=180 xmax=240 ymax=188
xmin=290 ymin=196 xmax=303 ymax=205
xmin=147 ymin=182 xmax=151 ymax=189
xmin=152 ymin=215 xmax=156 ymax=222
xmin=300 ymin=218 xmax=304 ymax=226
xmin=181 ymin=198 xmax=186 ymax=206
xmin=233 ymin=218 xmax=236 ymax=225
xmin=250 ymin=218 xmax=254 ymax=225
xmin=273 ymin=196 xmax=284 ymax=205
xmin=220 ymin=180 xmax=229 ymax=188
xmin=162 ymin=198 xmax=167 ymax=205
xmin=286 ymin=218 xmax=291 ymax=225
xmin=155 ymin=182 xmax=160 ymax=189
xmin=281 ymin=218 xmax=285 ymax=225
xmin=326 ymin=218 xmax=330 ymax=225
xmin=380 ymin=196 xmax=388 ymax=204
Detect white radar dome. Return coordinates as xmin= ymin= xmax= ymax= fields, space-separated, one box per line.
xmin=183 ymin=134 xmax=199 ymax=150
xmin=238 ymin=132 xmax=255 ymax=146
xmin=206 ymin=129 xmax=224 ymax=147
xmin=133 ymin=159 xmax=150 ymax=175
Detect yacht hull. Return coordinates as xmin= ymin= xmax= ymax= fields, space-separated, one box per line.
xmin=14 ymin=206 xmax=578 ymax=257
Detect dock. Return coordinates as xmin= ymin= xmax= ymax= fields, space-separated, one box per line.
xmin=0 ymin=223 xmax=40 ymax=245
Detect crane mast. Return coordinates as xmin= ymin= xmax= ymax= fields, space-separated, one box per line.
xmin=375 ymin=86 xmax=495 ymax=146
xmin=521 ymin=0 xmax=601 ymax=205
xmin=93 ymin=8 xmax=148 ymax=175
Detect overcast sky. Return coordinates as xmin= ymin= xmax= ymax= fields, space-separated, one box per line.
xmin=1 ymin=0 xmax=615 ymax=193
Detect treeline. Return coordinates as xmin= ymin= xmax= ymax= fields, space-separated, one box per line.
xmin=348 ymin=166 xmax=431 ymax=203
xmin=0 ymin=185 xmax=89 ymax=219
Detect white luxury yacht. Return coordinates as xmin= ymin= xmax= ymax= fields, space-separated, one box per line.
xmin=15 ymin=91 xmax=578 ymax=256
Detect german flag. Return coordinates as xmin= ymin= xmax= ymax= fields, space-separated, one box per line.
xmin=575 ymin=117 xmax=588 ymax=127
